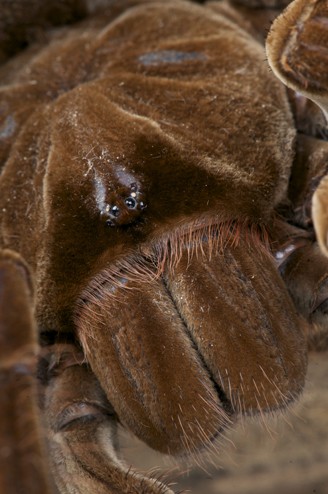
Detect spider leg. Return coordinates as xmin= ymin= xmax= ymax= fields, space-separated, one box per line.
xmin=266 ymin=0 xmax=328 ymax=120
xmin=229 ymin=0 xmax=291 ymax=7
xmin=0 ymin=249 xmax=54 ymax=493
xmin=269 ymin=139 xmax=328 ymax=352
xmin=313 ymin=176 xmax=328 ymax=257
xmin=266 ymin=0 xmax=328 ymax=255
xmin=263 ymin=0 xmax=328 ymax=349
xmin=39 ymin=343 xmax=175 ymax=494
xmin=270 ymin=230 xmax=328 ymax=350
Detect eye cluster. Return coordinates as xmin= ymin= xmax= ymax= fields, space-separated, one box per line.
xmin=100 ymin=182 xmax=147 ymax=227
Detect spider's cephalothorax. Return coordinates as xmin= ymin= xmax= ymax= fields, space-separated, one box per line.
xmin=1 ymin=0 xmax=328 ymax=493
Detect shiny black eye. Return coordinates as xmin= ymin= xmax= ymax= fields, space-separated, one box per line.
xmin=111 ymin=205 xmax=120 ymax=217
xmin=125 ymin=197 xmax=137 ymax=209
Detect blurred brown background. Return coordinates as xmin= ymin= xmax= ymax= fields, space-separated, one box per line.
xmin=121 ymin=351 xmax=328 ymax=494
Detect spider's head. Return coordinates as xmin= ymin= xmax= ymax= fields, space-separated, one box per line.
xmin=25 ymin=86 xmax=307 ymax=456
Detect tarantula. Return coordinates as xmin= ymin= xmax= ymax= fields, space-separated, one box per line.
xmin=1 ymin=0 xmax=328 ymax=492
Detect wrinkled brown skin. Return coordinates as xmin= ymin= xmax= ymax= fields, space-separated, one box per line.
xmin=1 ymin=0 xmax=328 ymax=492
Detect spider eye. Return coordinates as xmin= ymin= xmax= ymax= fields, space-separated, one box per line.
xmin=125 ymin=197 xmax=137 ymax=209
xmin=111 ymin=205 xmax=120 ymax=217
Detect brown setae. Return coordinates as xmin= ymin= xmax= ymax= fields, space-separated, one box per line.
xmin=0 ymin=0 xmax=328 ymax=492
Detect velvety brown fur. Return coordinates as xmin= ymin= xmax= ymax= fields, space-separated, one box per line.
xmin=0 ymin=250 xmax=52 ymax=493
xmin=0 ymin=0 xmax=296 ymax=332
xmin=1 ymin=1 xmax=328 ymax=493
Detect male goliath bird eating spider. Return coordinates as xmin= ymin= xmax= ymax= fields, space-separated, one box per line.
xmin=1 ymin=0 xmax=328 ymax=492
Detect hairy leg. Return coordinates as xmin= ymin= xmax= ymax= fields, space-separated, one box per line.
xmin=0 ymin=249 xmax=173 ymax=494
xmin=230 ymin=0 xmax=291 ymax=6
xmin=265 ymin=0 xmax=328 ymax=347
xmin=0 ymin=250 xmax=54 ymax=493
xmin=266 ymin=0 xmax=328 ymax=255
xmin=39 ymin=343 xmax=175 ymax=494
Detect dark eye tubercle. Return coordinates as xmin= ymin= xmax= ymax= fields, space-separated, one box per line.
xmin=125 ymin=196 xmax=137 ymax=209
xmin=100 ymin=185 xmax=147 ymax=228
